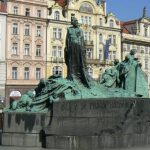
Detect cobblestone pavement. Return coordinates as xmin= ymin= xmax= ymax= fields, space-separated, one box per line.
xmin=0 ymin=146 xmax=150 ymax=150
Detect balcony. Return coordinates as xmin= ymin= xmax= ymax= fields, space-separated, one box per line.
xmin=84 ymin=40 xmax=93 ymax=46
xmin=51 ymin=57 xmax=64 ymax=63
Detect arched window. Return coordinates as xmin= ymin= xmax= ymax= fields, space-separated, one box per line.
xmin=79 ymin=2 xmax=93 ymax=14
xmin=53 ymin=66 xmax=62 ymax=76
xmin=109 ymin=19 xmax=114 ymax=28
xmin=87 ymin=67 xmax=93 ymax=77
xmin=54 ymin=11 xmax=60 ymax=20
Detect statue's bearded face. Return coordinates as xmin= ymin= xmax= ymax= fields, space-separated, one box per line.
xmin=72 ymin=19 xmax=78 ymax=27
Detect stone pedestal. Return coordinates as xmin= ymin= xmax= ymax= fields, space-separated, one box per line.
xmin=2 ymin=98 xmax=150 ymax=149
xmin=44 ymin=98 xmax=150 ymax=150
xmin=2 ymin=112 xmax=50 ymax=147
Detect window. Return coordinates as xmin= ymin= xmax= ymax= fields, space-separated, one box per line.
xmin=145 ymin=59 xmax=148 ymax=70
xmin=108 ymin=51 xmax=116 ymax=61
xmin=79 ymin=2 xmax=93 ymax=14
xmin=109 ymin=19 xmax=114 ymax=28
xmin=84 ymin=32 xmax=91 ymax=41
xmin=112 ymin=51 xmax=116 ymax=60
xmin=53 ymin=66 xmax=62 ymax=76
xmin=100 ymin=18 xmax=103 ymax=26
xmin=37 ymin=10 xmax=41 ymax=17
xmin=12 ymin=67 xmax=18 ymax=80
xmin=25 ymin=8 xmax=30 ymax=16
xmin=24 ymin=67 xmax=29 ymax=80
xmin=53 ymin=28 xmax=62 ymax=39
xmin=81 ymin=16 xmax=84 ymax=24
xmin=52 ymin=46 xmax=57 ymax=57
xmin=81 ymin=16 xmax=92 ymax=25
xmin=144 ymin=26 xmax=148 ymax=37
xmin=108 ymin=35 xmax=116 ymax=45
xmin=86 ymin=48 xmax=93 ymax=59
xmin=13 ymin=6 xmax=18 ymax=15
xmin=145 ymin=46 xmax=148 ymax=54
xmin=113 ymin=35 xmax=116 ymax=45
xmin=12 ymin=43 xmax=18 ymax=55
xmin=58 ymin=46 xmax=62 ymax=58
xmin=99 ymin=50 xmax=103 ymax=62
xmin=36 ymin=45 xmax=41 ymax=56
xmin=24 ymin=44 xmax=30 ymax=55
xmin=99 ymin=33 xmax=103 ymax=43
xmin=36 ymin=68 xmax=41 ymax=80
xmin=58 ymin=29 xmax=62 ymax=39
xmin=25 ymin=24 xmax=30 ymax=36
xmin=13 ymin=23 xmax=18 ymax=34
xmin=54 ymin=11 xmax=60 ymax=20
xmin=52 ymin=46 xmax=62 ymax=58
xmin=53 ymin=28 xmax=57 ymax=39
xmin=37 ymin=25 xmax=42 ymax=36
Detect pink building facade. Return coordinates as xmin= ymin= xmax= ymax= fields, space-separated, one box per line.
xmin=6 ymin=0 xmax=47 ymax=106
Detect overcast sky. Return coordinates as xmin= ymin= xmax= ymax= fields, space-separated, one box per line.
xmin=107 ymin=0 xmax=150 ymax=21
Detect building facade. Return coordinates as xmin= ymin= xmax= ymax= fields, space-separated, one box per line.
xmin=5 ymin=0 xmax=47 ymax=106
xmin=121 ymin=7 xmax=150 ymax=96
xmin=0 ymin=1 xmax=7 ymax=102
xmin=47 ymin=0 xmax=121 ymax=79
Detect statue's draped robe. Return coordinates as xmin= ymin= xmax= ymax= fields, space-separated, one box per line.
xmin=122 ymin=54 xmax=148 ymax=97
xmin=65 ymin=26 xmax=91 ymax=88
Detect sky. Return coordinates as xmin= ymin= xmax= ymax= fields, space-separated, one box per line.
xmin=107 ymin=0 xmax=150 ymax=21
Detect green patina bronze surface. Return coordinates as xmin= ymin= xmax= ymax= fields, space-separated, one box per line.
xmin=5 ymin=18 xmax=149 ymax=112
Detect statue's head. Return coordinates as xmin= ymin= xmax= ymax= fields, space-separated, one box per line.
xmin=71 ymin=17 xmax=78 ymax=27
xmin=114 ymin=59 xmax=119 ymax=65
xmin=125 ymin=55 xmax=129 ymax=61
xmin=130 ymin=49 xmax=136 ymax=55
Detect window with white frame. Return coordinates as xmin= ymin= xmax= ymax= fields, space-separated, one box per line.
xmin=36 ymin=68 xmax=41 ymax=80
xmin=58 ymin=46 xmax=62 ymax=58
xmin=53 ymin=28 xmax=62 ymax=39
xmin=52 ymin=46 xmax=62 ymax=58
xmin=108 ymin=51 xmax=116 ymax=61
xmin=58 ymin=28 xmax=62 ymax=39
xmin=24 ymin=67 xmax=29 ymax=80
xmin=109 ymin=19 xmax=114 ymax=28
xmin=36 ymin=25 xmax=42 ymax=36
xmin=25 ymin=8 xmax=30 ymax=16
xmin=24 ymin=44 xmax=30 ymax=55
xmin=53 ymin=66 xmax=62 ymax=76
xmin=86 ymin=48 xmax=93 ymax=59
xmin=37 ymin=10 xmax=41 ymax=17
xmin=84 ymin=32 xmax=91 ymax=41
xmin=13 ymin=23 xmax=18 ymax=34
xmin=99 ymin=49 xmax=103 ymax=62
xmin=54 ymin=11 xmax=60 ymax=20
xmin=13 ymin=6 xmax=18 ymax=15
xmin=108 ymin=35 xmax=116 ymax=45
xmin=12 ymin=43 xmax=18 ymax=55
xmin=36 ymin=45 xmax=41 ymax=56
xmin=25 ymin=24 xmax=30 ymax=36
xmin=12 ymin=67 xmax=18 ymax=80
xmin=52 ymin=46 xmax=57 ymax=57
xmin=81 ymin=16 xmax=92 ymax=25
